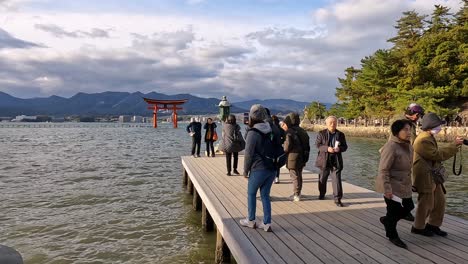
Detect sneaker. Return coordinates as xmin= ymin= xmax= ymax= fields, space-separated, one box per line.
xmin=211 ymin=153 xmax=216 ymax=157
xmin=426 ymin=224 xmax=448 ymax=237
xmin=274 ymin=177 xmax=280 ymax=184
xmin=192 ymin=154 xmax=197 ymax=158
xmin=258 ymin=222 xmax=272 ymax=232
xmin=411 ymin=226 xmax=434 ymax=237
xmin=335 ymin=200 xmax=344 ymax=207
xmin=389 ymin=237 xmax=407 ymax=249
xmin=293 ymin=195 xmax=301 ymax=202
xmin=226 ymin=172 xmax=231 ymax=176
xmin=233 ymin=169 xmax=240 ymax=175
xmin=239 ymin=218 xmax=256 ymax=228
xmin=196 ymin=154 xmax=200 ymax=158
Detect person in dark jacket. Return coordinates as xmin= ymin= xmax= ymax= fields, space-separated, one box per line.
xmin=204 ymin=118 xmax=217 ymax=157
xmin=222 ymin=114 xmax=245 ymax=175
xmin=377 ymin=119 xmax=415 ymax=249
xmin=240 ymin=104 xmax=276 ymax=232
xmin=271 ymin=115 xmax=285 ymax=183
xmin=186 ymin=117 xmax=202 ymax=157
xmin=282 ymin=113 xmax=310 ymax=201
xmin=315 ymin=115 xmax=348 ymax=207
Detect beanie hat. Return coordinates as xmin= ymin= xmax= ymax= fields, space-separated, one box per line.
xmin=405 ymin=103 xmax=425 ymax=116
xmin=421 ymin=112 xmax=444 ymax=130
xmin=249 ymin=104 xmax=267 ymax=122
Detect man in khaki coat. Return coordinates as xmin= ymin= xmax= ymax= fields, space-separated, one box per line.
xmin=411 ymin=113 xmax=463 ymax=236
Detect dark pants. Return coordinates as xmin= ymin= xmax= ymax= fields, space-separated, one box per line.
xmin=191 ymin=137 xmax=201 ymax=155
xmin=383 ymin=197 xmax=415 ymax=239
xmin=225 ymin=152 xmax=238 ymax=173
xmin=319 ymin=166 xmax=343 ymax=200
xmin=206 ymin=140 xmax=215 ymax=156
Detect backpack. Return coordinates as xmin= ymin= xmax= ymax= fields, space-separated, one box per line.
xmin=250 ymin=127 xmax=287 ymax=170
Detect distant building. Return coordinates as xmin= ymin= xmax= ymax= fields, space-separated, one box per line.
xmin=12 ymin=115 xmax=37 ymax=122
xmin=119 ymin=115 xmax=131 ymax=123
xmin=132 ymin=116 xmax=143 ymax=123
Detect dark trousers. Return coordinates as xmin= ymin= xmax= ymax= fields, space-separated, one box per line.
xmin=319 ymin=166 xmax=343 ymax=200
xmin=225 ymin=152 xmax=238 ymax=172
xmin=206 ymin=140 xmax=215 ymax=156
xmin=383 ymin=197 xmax=415 ymax=239
xmin=191 ymin=137 xmax=201 ymax=155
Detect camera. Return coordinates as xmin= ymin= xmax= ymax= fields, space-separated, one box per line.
xmin=463 ymin=139 xmax=468 ymax=145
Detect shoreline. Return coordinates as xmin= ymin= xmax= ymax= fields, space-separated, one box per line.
xmin=301 ymin=123 xmax=468 ymax=143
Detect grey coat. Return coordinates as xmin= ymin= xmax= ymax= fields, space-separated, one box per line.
xmin=378 ymin=136 xmax=413 ymax=198
xmin=221 ymin=123 xmax=245 ymax=153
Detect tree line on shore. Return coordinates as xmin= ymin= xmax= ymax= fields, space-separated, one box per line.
xmin=305 ymin=2 xmax=467 ymax=126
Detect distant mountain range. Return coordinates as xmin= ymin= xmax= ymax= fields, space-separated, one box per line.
xmin=0 ymin=91 xmax=313 ymax=117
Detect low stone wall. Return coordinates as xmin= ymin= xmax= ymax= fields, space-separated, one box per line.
xmin=301 ymin=124 xmax=468 ymax=142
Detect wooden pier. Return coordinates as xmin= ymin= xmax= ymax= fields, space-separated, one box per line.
xmin=181 ymin=155 xmax=468 ymax=264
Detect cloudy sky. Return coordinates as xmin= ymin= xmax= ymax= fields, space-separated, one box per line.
xmin=0 ymin=0 xmax=462 ymax=102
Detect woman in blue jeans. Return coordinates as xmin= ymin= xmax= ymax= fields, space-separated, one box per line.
xmin=240 ymin=104 xmax=277 ymax=232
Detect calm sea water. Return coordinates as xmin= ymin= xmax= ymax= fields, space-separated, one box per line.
xmin=0 ymin=123 xmax=466 ymax=263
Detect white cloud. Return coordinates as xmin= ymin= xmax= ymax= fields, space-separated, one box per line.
xmin=0 ymin=0 xmax=463 ymax=102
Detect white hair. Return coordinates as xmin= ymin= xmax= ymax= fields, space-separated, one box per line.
xmin=325 ymin=116 xmax=338 ymax=124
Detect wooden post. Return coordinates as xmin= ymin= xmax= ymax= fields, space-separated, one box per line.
xmin=202 ymin=202 xmax=214 ymax=232
xmin=153 ymin=105 xmax=158 ymax=128
xmin=215 ymin=228 xmax=231 ymax=263
xmin=187 ymin=178 xmax=194 ymax=195
xmin=173 ymin=105 xmax=178 ymax=128
xmin=193 ymin=188 xmax=202 ymax=211
xmin=183 ymin=169 xmax=188 ymax=188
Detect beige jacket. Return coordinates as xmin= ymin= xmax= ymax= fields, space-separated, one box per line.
xmin=412 ymin=131 xmax=458 ymax=193
xmin=378 ymin=136 xmax=413 ymax=198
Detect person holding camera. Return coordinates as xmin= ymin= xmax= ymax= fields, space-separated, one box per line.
xmin=411 ymin=113 xmax=463 ymax=237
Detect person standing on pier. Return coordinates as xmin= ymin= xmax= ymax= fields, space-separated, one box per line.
xmin=377 ymin=119 xmax=415 ymax=249
xmin=187 ymin=117 xmax=202 ymax=157
xmin=389 ymin=103 xmax=425 ymax=221
xmin=281 ymin=113 xmax=310 ymax=202
xmin=204 ymin=118 xmax=217 ymax=157
xmin=315 ymin=116 xmax=348 ymax=207
xmin=240 ymin=104 xmax=277 ymax=232
xmin=403 ymin=103 xmax=425 ymax=145
xmin=221 ymin=114 xmax=245 ymax=176
xmin=411 ymin=113 xmax=463 ymax=237
xmin=271 ymin=115 xmax=285 ymax=184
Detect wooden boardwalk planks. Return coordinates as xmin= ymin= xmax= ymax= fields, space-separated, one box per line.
xmin=181 ymin=155 xmax=468 ymax=264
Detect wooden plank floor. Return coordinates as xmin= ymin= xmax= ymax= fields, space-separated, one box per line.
xmin=181 ymin=155 xmax=468 ymax=264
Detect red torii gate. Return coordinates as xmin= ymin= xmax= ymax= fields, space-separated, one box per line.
xmin=143 ymin=98 xmax=188 ymax=128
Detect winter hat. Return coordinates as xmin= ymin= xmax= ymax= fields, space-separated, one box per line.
xmin=421 ymin=112 xmax=444 ymax=130
xmin=249 ymin=104 xmax=267 ymax=122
